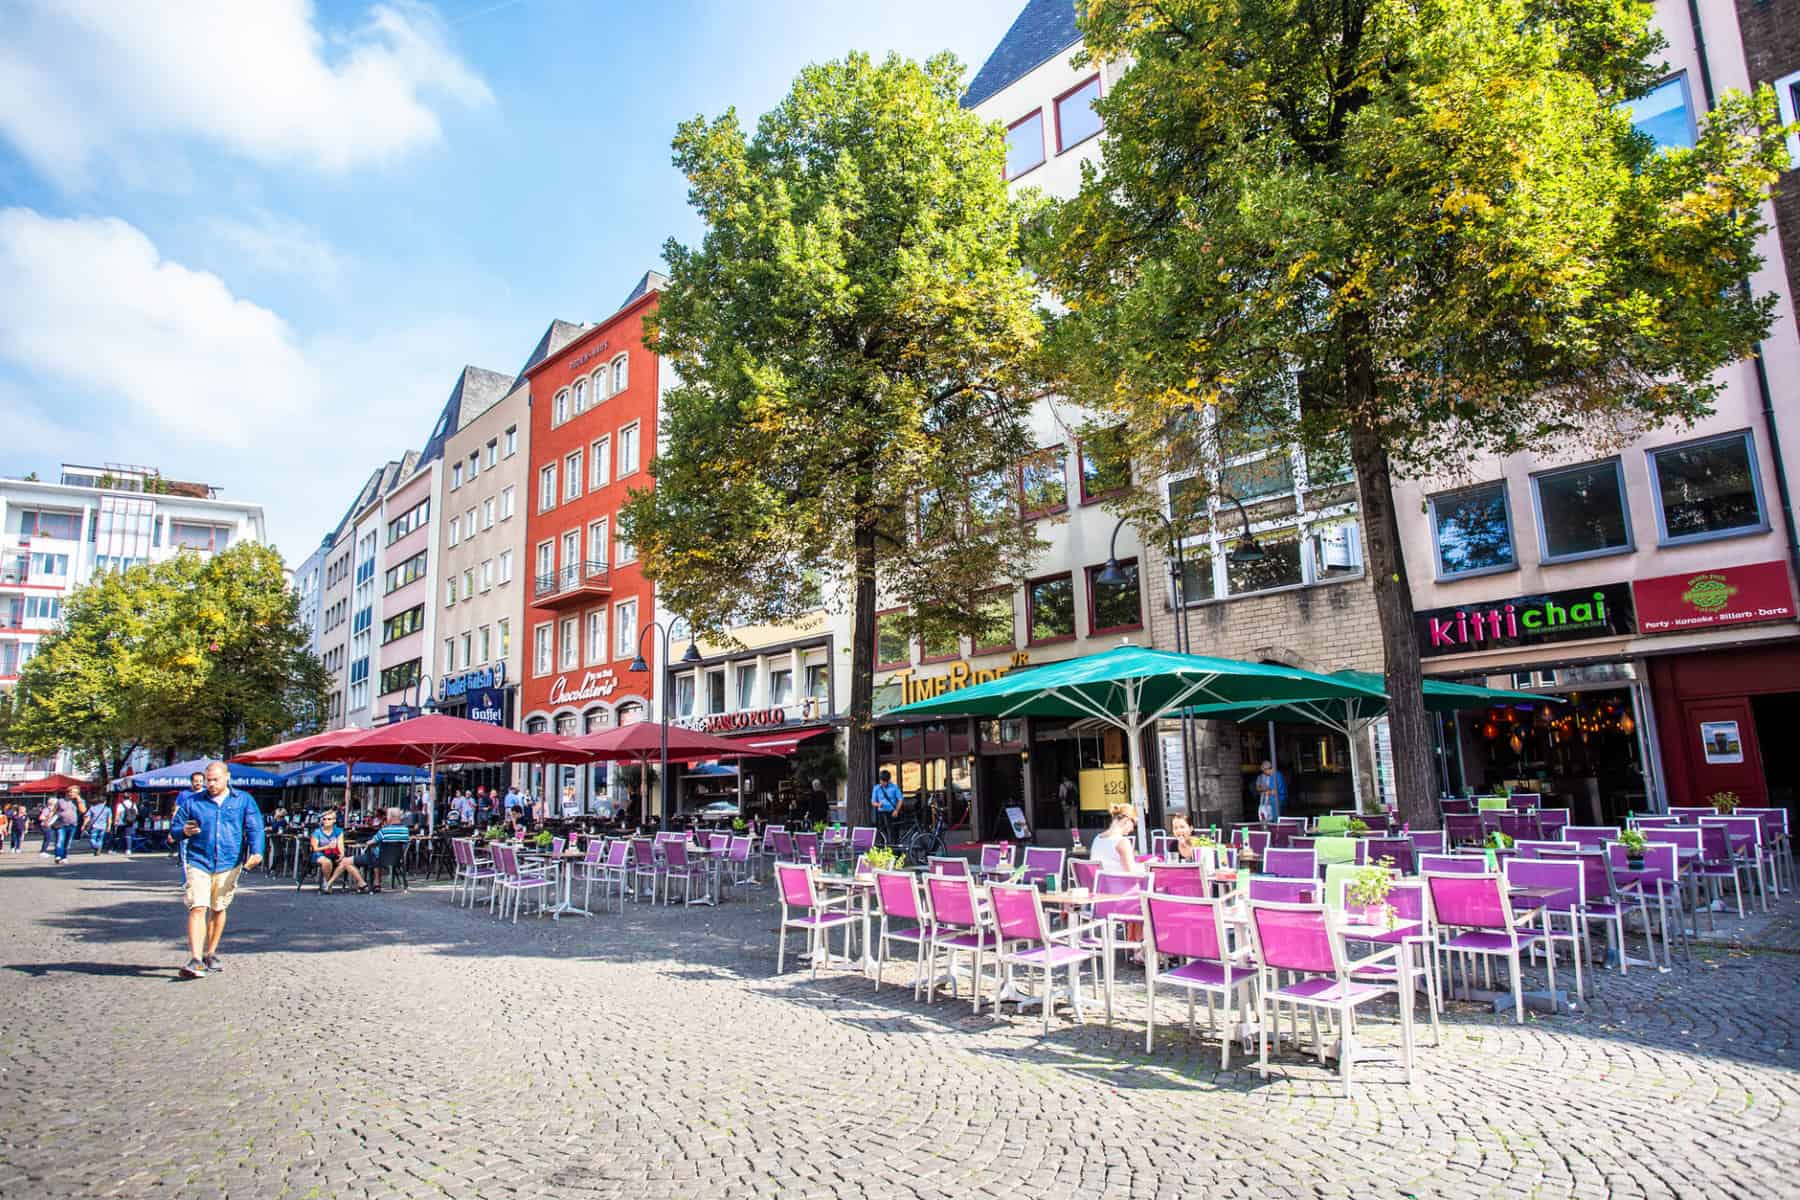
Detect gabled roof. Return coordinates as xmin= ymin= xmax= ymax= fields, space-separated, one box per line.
xmin=418 ymin=366 xmax=513 ymax=465
xmin=962 ymin=0 xmax=1082 ymax=110
xmin=618 ymin=270 xmax=668 ymax=311
xmin=511 ymin=320 xmax=588 ymax=389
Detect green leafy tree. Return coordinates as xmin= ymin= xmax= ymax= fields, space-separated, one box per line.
xmin=623 ymin=52 xmax=1045 ymax=823
xmin=1031 ymin=0 xmax=1787 ymax=826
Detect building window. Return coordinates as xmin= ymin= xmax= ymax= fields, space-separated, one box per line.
xmin=708 ymin=669 xmax=729 ymax=714
xmin=481 ymin=559 xmax=494 ymax=590
xmin=611 ymin=354 xmax=628 ymax=394
xmin=536 ymin=540 xmax=553 ymax=582
xmin=876 ymin=608 xmax=909 ymax=669
xmin=614 ymin=598 xmax=638 ymax=661
xmin=974 ymin=590 xmax=1015 ymax=654
xmin=461 ymin=631 xmax=472 ymax=670
xmin=451 ymin=462 xmax=463 ymax=490
xmin=1648 ymin=430 xmax=1766 ymax=544
xmin=1429 ymin=482 xmax=1515 ymax=578
xmin=1531 ymin=459 xmax=1632 ymax=562
xmin=478 ymin=625 xmax=490 ymax=664
xmin=561 ymin=530 xmax=579 ymax=574
xmin=385 ymin=499 xmax=429 ymax=544
xmin=1054 ymin=74 xmax=1102 ymax=152
xmin=563 ymin=452 xmax=582 ymax=501
xmin=614 ymin=526 xmax=635 ymax=565
xmin=464 ymin=508 xmax=475 ymax=540
xmin=572 ymin=378 xmax=586 ymax=414
xmin=381 ymin=604 xmax=424 ymax=644
xmin=618 ymin=422 xmax=640 ymax=477
xmin=1625 ymin=73 xmax=1695 ymax=151
xmin=1078 ymin=427 xmax=1130 ymax=503
xmin=586 ymin=607 xmax=607 ymax=664
xmin=1027 ymin=575 xmax=1076 ymax=643
xmin=674 ymin=673 xmax=696 ymax=718
xmin=538 ymin=465 xmax=557 ymax=512
xmin=379 ymin=658 xmax=421 ymax=696
xmin=805 ymin=662 xmax=829 ymax=705
xmin=591 ymin=436 xmax=611 ymax=488
xmin=486 ymin=439 xmax=498 ymax=468
xmin=445 ymin=577 xmax=457 ymax=607
xmin=498 ymin=618 xmax=510 ymax=660
xmin=1019 ymin=446 xmax=1069 ymax=518
xmin=505 ymin=426 xmax=518 ymax=457
xmin=554 ymin=390 xmax=570 ymax=426
xmin=735 ymin=663 xmax=757 ymax=709
xmin=559 ymin=617 xmax=578 ymax=670
xmin=534 ymin=623 xmax=552 ymax=675
xmin=588 ymin=518 xmax=609 ymax=566
xmin=447 ymin=519 xmax=460 ymax=548
xmin=383 ymin=551 xmax=427 ymax=593
xmin=462 ymin=568 xmax=473 ymax=601
xmin=1087 ymin=560 xmax=1142 ymax=634
xmin=498 ymin=549 xmax=513 ymax=584
xmin=918 ymin=625 xmax=958 ymax=664
xmin=467 ymin=451 xmax=480 ymax=481
xmin=1005 ymin=110 xmax=1045 ymax=179
xmin=769 ymin=666 xmax=794 ymax=707
xmin=482 ymin=497 xmax=495 ymax=529
xmin=500 ymin=485 xmax=515 ymax=520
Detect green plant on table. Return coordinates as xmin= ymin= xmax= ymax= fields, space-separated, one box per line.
xmin=863 ymin=845 xmax=901 ymax=872
xmin=531 ymin=830 xmax=553 ymax=849
xmin=1708 ymin=790 xmax=1740 ymax=815
xmin=1619 ymin=829 xmax=1648 ymax=857
xmin=482 ymin=824 xmax=503 ymax=841
xmin=731 ymin=817 xmax=747 ymax=832
xmin=1346 ymin=817 xmax=1370 ymax=836
xmin=812 ymin=820 xmax=827 ymax=835
xmin=1483 ymin=830 xmax=1514 ymax=851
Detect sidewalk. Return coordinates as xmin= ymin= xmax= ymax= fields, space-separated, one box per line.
xmin=1688 ymin=891 xmax=1800 ymax=954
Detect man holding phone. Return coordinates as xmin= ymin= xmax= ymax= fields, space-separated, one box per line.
xmin=172 ymin=761 xmax=264 ymax=980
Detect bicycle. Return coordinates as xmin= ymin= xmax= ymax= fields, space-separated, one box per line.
xmin=894 ymin=798 xmax=969 ymax=867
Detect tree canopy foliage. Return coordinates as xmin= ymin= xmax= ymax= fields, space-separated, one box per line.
xmin=1031 ymin=0 xmax=1786 ymax=823
xmin=623 ymin=52 xmax=1046 ymax=818
xmin=1 ymin=543 xmax=327 ymax=779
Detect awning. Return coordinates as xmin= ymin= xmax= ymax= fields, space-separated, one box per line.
xmin=718 ymin=724 xmax=834 ymax=757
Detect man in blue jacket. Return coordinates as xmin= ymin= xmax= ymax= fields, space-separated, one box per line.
xmin=172 ymin=761 xmax=264 ymax=979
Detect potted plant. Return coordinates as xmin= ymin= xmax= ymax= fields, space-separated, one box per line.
xmin=1708 ymin=790 xmax=1740 ymax=815
xmin=812 ymin=820 xmax=827 ymax=836
xmin=1619 ymin=828 xmax=1648 ymax=870
xmin=731 ymin=817 xmax=748 ymax=833
xmin=532 ymin=830 xmax=554 ymax=850
xmin=863 ymin=846 xmax=901 ymax=873
xmin=1345 ymin=864 xmax=1395 ymax=928
xmin=1346 ymin=817 xmax=1370 ymax=837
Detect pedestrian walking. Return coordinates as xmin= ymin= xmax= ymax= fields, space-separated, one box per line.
xmin=171 ymin=761 xmax=265 ymax=980
xmin=84 ymin=796 xmax=110 ymax=855
xmin=116 ymin=794 xmax=139 ymax=856
xmin=37 ymin=800 xmax=55 ymax=856
xmin=51 ymin=787 xmax=80 ymax=864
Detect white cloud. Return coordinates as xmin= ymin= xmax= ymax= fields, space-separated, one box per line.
xmin=207 ymin=211 xmax=351 ymax=290
xmin=0 ymin=208 xmax=316 ymax=445
xmin=0 ymin=0 xmax=491 ymax=186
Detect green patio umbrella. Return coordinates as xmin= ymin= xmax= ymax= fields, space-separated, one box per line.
xmin=884 ymin=645 xmax=1387 ymax=849
xmin=1185 ymin=671 xmax=1560 ymax=812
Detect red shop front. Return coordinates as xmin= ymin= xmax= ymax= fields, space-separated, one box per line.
xmin=1639 ymin=561 xmax=1800 ymax=813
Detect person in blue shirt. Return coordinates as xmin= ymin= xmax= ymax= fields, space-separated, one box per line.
xmin=871 ymin=770 xmax=903 ymax=839
xmin=1255 ymin=760 xmax=1288 ymax=823
xmin=353 ymin=807 xmax=411 ymax=893
xmin=171 ymin=762 xmax=265 ymax=979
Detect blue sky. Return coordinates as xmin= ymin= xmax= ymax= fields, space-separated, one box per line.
xmin=0 ymin=0 xmax=1025 ymax=561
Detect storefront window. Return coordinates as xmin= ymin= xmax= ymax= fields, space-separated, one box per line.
xmin=1086 ymin=559 xmax=1141 ymax=633
xmin=1027 ymin=575 xmax=1076 ymax=643
xmin=1533 ymin=459 xmax=1631 ymax=560
xmin=674 ymin=675 xmax=696 ymax=717
xmin=1649 ymin=431 xmax=1764 ymax=543
xmin=1430 ymin=481 xmax=1515 ymax=577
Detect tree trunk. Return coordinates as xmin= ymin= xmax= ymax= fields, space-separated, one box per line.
xmin=1348 ymin=412 xmax=1438 ymax=830
xmin=845 ymin=520 xmax=878 ymax=827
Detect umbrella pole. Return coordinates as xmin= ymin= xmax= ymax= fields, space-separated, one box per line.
xmin=1127 ymin=679 xmax=1148 ymax=854
xmin=428 ymin=757 xmax=437 ymax=839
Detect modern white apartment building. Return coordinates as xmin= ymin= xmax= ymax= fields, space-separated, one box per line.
xmin=0 ymin=462 xmax=266 ymax=781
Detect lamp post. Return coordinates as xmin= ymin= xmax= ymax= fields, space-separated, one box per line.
xmin=1098 ymin=494 xmax=1263 ymax=827
xmin=627 ymin=623 xmax=702 ymax=831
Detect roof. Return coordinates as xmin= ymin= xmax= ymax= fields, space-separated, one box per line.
xmin=963 ymin=0 xmax=1082 ymax=109
xmin=418 ymin=366 xmax=513 ymax=465
xmin=618 ymin=270 xmax=668 ymax=311
xmin=511 ymin=320 xmax=588 ymax=389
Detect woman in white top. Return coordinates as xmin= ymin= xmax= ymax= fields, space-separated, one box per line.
xmin=1087 ymin=802 xmax=1144 ymax=876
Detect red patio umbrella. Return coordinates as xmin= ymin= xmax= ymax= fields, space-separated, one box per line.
xmin=336 ymin=714 xmax=588 ymax=835
xmin=12 ymin=772 xmax=93 ymax=795
xmin=233 ymin=728 xmax=370 ymax=765
xmin=559 ymin=721 xmax=752 ymax=827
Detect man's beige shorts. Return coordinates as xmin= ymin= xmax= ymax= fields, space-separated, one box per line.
xmin=183 ymin=866 xmax=241 ymax=912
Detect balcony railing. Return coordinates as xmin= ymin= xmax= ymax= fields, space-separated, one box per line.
xmin=533 ymin=560 xmax=613 ymax=605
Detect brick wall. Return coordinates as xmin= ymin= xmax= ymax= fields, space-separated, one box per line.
xmin=1143 ymin=540 xmax=1387 ymax=823
xmin=1736 ymin=0 xmax=1800 ymax=329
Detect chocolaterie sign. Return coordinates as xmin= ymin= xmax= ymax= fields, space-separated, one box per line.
xmin=1415 ymin=583 xmax=1635 ymax=658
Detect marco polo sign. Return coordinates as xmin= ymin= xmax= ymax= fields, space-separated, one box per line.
xmin=1415 ymin=583 xmax=1635 ymax=659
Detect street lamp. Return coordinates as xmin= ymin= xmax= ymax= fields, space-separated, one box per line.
xmin=628 ymin=624 xmax=703 ymax=831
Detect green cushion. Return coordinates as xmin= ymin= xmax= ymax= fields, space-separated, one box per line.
xmin=1313 ymin=814 xmax=1350 ymax=835
xmin=1322 ymin=861 xmax=1363 ymax=909
xmin=1476 ymin=796 xmax=1508 ymax=811
xmin=1314 ymin=836 xmax=1356 ymax=866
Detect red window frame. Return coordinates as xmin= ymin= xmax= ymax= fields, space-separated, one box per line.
xmin=917 ymin=629 xmax=960 ymax=666
xmin=1004 ymin=109 xmax=1046 ymax=181
xmin=874 ymin=606 xmax=910 ymax=671
xmin=1017 ymin=445 xmax=1070 ymax=521
xmin=1077 ymin=430 xmax=1130 ymax=505
xmin=972 ymin=589 xmax=1016 ymax=656
xmin=1025 ymin=572 xmax=1077 ymax=647
xmin=1053 ymin=74 xmax=1103 ymax=154
xmin=1085 ymin=559 xmax=1144 ymax=636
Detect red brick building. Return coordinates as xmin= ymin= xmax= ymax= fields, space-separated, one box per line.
xmin=520 ymin=275 xmax=663 ymax=813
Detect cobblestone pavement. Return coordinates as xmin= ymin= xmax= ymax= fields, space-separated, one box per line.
xmin=2 ymin=853 xmax=1797 ymax=1199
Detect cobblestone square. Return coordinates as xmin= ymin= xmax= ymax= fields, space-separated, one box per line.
xmin=2 ymin=854 xmax=1797 ymax=1199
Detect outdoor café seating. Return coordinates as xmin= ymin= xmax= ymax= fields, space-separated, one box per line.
xmin=774 ymin=862 xmax=858 ymax=980
xmin=1142 ymin=893 xmax=1257 ymax=1065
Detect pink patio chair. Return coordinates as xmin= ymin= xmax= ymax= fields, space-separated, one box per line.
xmin=1356 ymin=836 xmax=1414 ymax=874
xmin=1077 ymin=870 xmax=1147 ymax=1017
xmin=1021 ymin=846 xmax=1066 ymax=888
xmin=1439 ymin=798 xmax=1474 ymax=815
xmin=450 ymin=838 xmax=498 ymax=909
xmin=1695 ymin=820 xmax=1754 ymax=920
xmin=1248 ymin=877 xmax=1318 ymax=904
xmin=792 ymin=832 xmax=822 ymax=866
xmin=768 ymin=829 xmax=795 ymax=865
xmin=629 ymin=837 xmax=664 ymax=904
xmin=1245 ymin=829 xmax=1271 ymax=858
xmin=1408 ymin=830 xmax=1447 ymax=856
xmin=1247 ymin=901 xmax=1414 ymax=1095
xmin=1143 ymin=893 xmax=1257 ymax=1064
xmin=594 ymin=839 xmax=631 ymax=913
xmin=663 ymin=839 xmax=709 ymax=906
xmin=1561 ymin=825 xmax=1622 ymax=850
xmin=1536 ymin=808 xmax=1570 ymax=837
xmin=1507 ymin=793 xmax=1541 ymax=811
xmin=1607 ymin=841 xmax=1684 ymax=966
xmin=774 ymin=862 xmax=858 ymax=979
xmin=1423 ymin=871 xmax=1550 ymax=1024
xmin=1417 ymin=853 xmax=1487 ymax=875
xmin=1069 ymin=857 xmax=1102 ymax=891
xmin=1336 ymin=878 xmax=1441 ymax=1043
xmin=1703 ymin=816 xmax=1772 ymax=912
xmin=978 ymin=843 xmax=1016 ymax=879
xmin=988 ymin=883 xmax=1102 ymax=1035
xmin=924 ymin=872 xmax=1000 ymax=1012
xmin=873 ymin=869 xmax=934 ymax=998
xmin=1739 ymin=808 xmax=1792 ymax=894
xmin=1668 ymin=806 xmax=1714 ymax=823
xmin=1147 ymin=862 xmax=1205 ymax=897
xmin=490 ymin=844 xmax=554 ymax=924
xmin=928 ymin=855 xmax=969 ymax=877
xmin=1502 ymin=856 xmax=1586 ymax=1003
xmin=1444 ymin=813 xmax=1483 ymax=847
xmin=725 ymin=834 xmax=757 ymax=890
xmin=849 ymin=826 xmax=877 ymax=856
xmin=572 ymin=837 xmax=606 ymax=909
xmin=1262 ymin=847 xmax=1317 ymax=880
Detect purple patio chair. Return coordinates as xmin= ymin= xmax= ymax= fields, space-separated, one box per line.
xmin=706 ymin=831 xmax=731 ymax=852
xmin=1337 ymin=879 xmax=1441 ymax=1044
xmin=571 ymin=837 xmax=605 ymax=909
xmin=1607 ymin=841 xmax=1684 ymax=966
xmin=1021 ymin=846 xmax=1066 ymax=888
xmin=1631 ymin=815 xmax=1685 ymax=830
xmin=924 ymin=872 xmax=1000 ymax=1012
xmin=1245 ymin=829 xmax=1271 ymax=858
xmin=1247 ymin=901 xmax=1413 ymax=1094
xmin=450 ymin=838 xmax=499 ymax=909
xmin=1558 ymin=846 xmax=1644 ymax=974
xmin=1507 ymin=793 xmax=1541 ymax=811
xmin=1738 ymin=808 xmax=1792 ymax=894
xmin=1699 ymin=818 xmax=1763 ymax=918
xmin=1561 ymin=825 xmax=1622 ymax=849
xmin=1444 ymin=813 xmax=1483 ymax=847
xmin=629 ymin=837 xmax=664 ymax=904
xmin=1248 ymin=877 xmax=1318 ymax=904
xmin=551 ymin=836 xmax=567 ymax=857
xmin=1417 ymin=853 xmax=1487 ymax=875
xmin=1148 ymin=862 xmax=1205 ymax=897
xmin=1266 ymin=825 xmax=1296 ymax=850
xmin=978 ymin=843 xmax=1016 ymax=879
xmin=1356 ymin=836 xmax=1414 ymax=875
xmin=1078 ymin=870 xmax=1147 ymax=1018
xmin=1706 ymin=816 xmax=1772 ymax=912
xmin=1439 ymin=798 xmax=1474 ymax=815
xmin=989 ymin=883 xmax=1102 ymax=1035
xmin=1668 ymin=806 xmax=1714 ymax=824
xmin=768 ymin=829 xmax=795 ymax=865
xmin=774 ymin=862 xmax=858 ymax=979
xmin=1502 ymin=856 xmax=1586 ymax=1003
xmin=1143 ymin=893 xmax=1257 ymax=1064
xmin=663 ymin=839 xmax=709 ymax=906
xmin=1069 ymin=858 xmax=1101 ymax=891
xmin=1262 ymin=847 xmax=1317 ymax=880
xmin=928 ymin=855 xmax=970 ymax=878
xmin=725 ymin=834 xmax=757 ymax=890
xmin=1511 ymin=839 xmax=1564 ymax=859
xmin=1408 ymin=830 xmax=1447 ymax=856
xmin=1423 ymin=872 xmax=1548 ymax=1024
xmin=1536 ymin=808 xmax=1570 ymax=837
xmin=1497 ymin=811 xmax=1541 ymax=843
xmin=594 ymin=839 xmax=631 ymax=913
xmin=793 ymin=832 xmax=822 ymax=866
xmin=849 ymin=826 xmax=877 ymax=856
xmin=490 ymin=844 xmax=554 ymax=923
xmin=873 ymin=869 xmax=933 ymax=998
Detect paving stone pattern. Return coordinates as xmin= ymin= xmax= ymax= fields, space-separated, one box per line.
xmin=2 ymin=854 xmax=1797 ymax=1198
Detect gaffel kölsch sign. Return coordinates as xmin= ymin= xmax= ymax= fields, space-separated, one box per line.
xmin=1415 ymin=582 xmax=1634 ymax=659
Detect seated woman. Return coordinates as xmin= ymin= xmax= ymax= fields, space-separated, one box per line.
xmin=1089 ymin=802 xmax=1145 ymax=876
xmin=310 ymin=812 xmax=364 ymax=894
xmin=1167 ymin=813 xmax=1197 ymax=861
